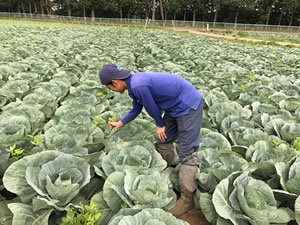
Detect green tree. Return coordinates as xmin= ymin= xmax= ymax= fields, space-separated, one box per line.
xmin=228 ymin=0 xmax=255 ymax=25
xmin=152 ymin=0 xmax=156 ymax=25
xmin=138 ymin=0 xmax=152 ymax=19
xmin=159 ymin=0 xmax=165 ymax=27
xmin=211 ymin=0 xmax=221 ymax=25
xmin=190 ymin=0 xmax=205 ymax=25
xmin=285 ymin=0 xmax=300 ymax=26
xmin=167 ymin=0 xmax=184 ymax=20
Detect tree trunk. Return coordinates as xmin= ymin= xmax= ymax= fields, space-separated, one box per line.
xmin=67 ymin=0 xmax=71 ymax=16
xmin=34 ymin=2 xmax=38 ymax=14
xmin=22 ymin=0 xmax=25 ymax=13
xmin=278 ymin=11 xmax=283 ymax=26
xmin=83 ymin=7 xmax=86 ymax=21
xmin=173 ymin=11 xmax=176 ymax=21
xmin=165 ymin=11 xmax=167 ymax=21
xmin=192 ymin=9 xmax=196 ymax=26
xmin=45 ymin=0 xmax=51 ymax=15
xmin=184 ymin=9 xmax=186 ymax=22
xmin=120 ymin=7 xmax=123 ymax=19
xmin=159 ymin=0 xmax=165 ymax=28
xmin=152 ymin=0 xmax=155 ymax=26
xmin=46 ymin=7 xmax=51 ymax=15
xmin=28 ymin=0 xmax=32 ymax=14
xmin=40 ymin=1 xmax=44 ymax=15
xmin=288 ymin=13 xmax=293 ymax=26
xmin=266 ymin=4 xmax=272 ymax=25
xmin=234 ymin=7 xmax=239 ymax=27
xmin=91 ymin=8 xmax=95 ymax=22
xmin=213 ymin=9 xmax=218 ymax=25
xmin=278 ymin=0 xmax=286 ymax=26
xmin=213 ymin=0 xmax=220 ymax=26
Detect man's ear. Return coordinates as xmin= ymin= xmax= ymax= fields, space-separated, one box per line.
xmin=112 ymin=80 xmax=122 ymax=86
xmin=111 ymin=80 xmax=117 ymax=86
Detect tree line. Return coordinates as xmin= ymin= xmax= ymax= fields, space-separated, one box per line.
xmin=1 ymin=0 xmax=300 ymax=26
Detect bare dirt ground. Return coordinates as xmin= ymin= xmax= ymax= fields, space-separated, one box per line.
xmin=173 ymin=27 xmax=300 ymax=47
xmin=178 ymin=208 xmax=210 ymax=225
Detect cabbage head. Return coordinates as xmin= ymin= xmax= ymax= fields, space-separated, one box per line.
xmin=108 ymin=208 xmax=189 ymax=225
xmin=102 ymin=169 xmax=176 ymax=212
xmin=196 ymin=149 xmax=248 ymax=193
xmin=0 ymin=122 xmax=27 ymax=147
xmin=228 ymin=127 xmax=269 ymax=147
xmin=246 ymin=140 xmax=298 ymax=180
xmin=212 ymin=172 xmax=293 ymax=225
xmin=44 ymin=123 xmax=104 ymax=151
xmin=101 ymin=141 xmax=166 ymax=176
xmin=108 ymin=119 xmax=156 ymax=143
xmin=198 ymin=128 xmax=231 ymax=151
xmin=3 ymin=151 xmax=90 ymax=211
xmin=208 ymin=101 xmax=252 ymax=128
xmin=276 ymin=156 xmax=300 ymax=195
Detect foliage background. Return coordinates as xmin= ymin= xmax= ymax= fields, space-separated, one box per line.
xmin=0 ymin=0 xmax=300 ymax=26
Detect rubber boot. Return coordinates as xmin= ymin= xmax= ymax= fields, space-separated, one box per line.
xmin=156 ymin=142 xmax=174 ymax=167
xmin=170 ymin=152 xmax=199 ymax=217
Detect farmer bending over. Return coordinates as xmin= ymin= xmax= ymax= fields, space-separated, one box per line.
xmin=99 ymin=64 xmax=203 ymax=217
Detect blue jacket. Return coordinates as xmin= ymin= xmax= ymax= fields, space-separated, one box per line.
xmin=121 ymin=72 xmax=202 ymax=127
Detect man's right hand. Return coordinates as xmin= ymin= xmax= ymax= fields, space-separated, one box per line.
xmin=156 ymin=126 xmax=167 ymax=142
xmin=109 ymin=121 xmax=123 ymax=131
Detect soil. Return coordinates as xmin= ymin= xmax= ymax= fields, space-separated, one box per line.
xmin=172 ymin=27 xmax=300 ymax=47
xmin=178 ymin=208 xmax=211 ymax=225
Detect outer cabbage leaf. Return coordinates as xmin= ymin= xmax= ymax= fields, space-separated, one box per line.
xmin=91 ymin=191 xmax=118 ymax=225
xmin=295 ymin=196 xmax=300 ymax=225
xmin=0 ymin=200 xmax=13 ymax=225
xmin=7 ymin=203 xmax=53 ymax=225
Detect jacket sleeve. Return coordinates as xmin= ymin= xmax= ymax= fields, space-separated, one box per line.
xmin=133 ymin=85 xmax=164 ymax=127
xmin=121 ymin=97 xmax=143 ymax=125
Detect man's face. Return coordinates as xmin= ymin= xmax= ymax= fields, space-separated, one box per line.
xmin=105 ymin=80 xmax=126 ymax=93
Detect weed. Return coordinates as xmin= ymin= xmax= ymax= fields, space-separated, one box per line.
xmin=5 ymin=144 xmax=24 ymax=160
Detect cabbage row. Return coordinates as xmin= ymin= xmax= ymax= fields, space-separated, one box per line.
xmin=0 ymin=22 xmax=299 ymax=225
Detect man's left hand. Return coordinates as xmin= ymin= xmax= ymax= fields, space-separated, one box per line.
xmin=156 ymin=126 xmax=167 ymax=142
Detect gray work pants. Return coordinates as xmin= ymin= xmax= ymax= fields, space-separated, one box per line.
xmin=157 ymin=101 xmax=203 ymax=161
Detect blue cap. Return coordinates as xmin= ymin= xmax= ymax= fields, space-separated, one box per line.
xmin=99 ymin=64 xmax=131 ymax=85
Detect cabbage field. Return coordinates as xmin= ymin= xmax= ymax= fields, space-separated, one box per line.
xmin=0 ymin=20 xmax=300 ymax=225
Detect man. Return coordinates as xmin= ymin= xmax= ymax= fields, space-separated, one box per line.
xmin=99 ymin=63 xmax=203 ymax=217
